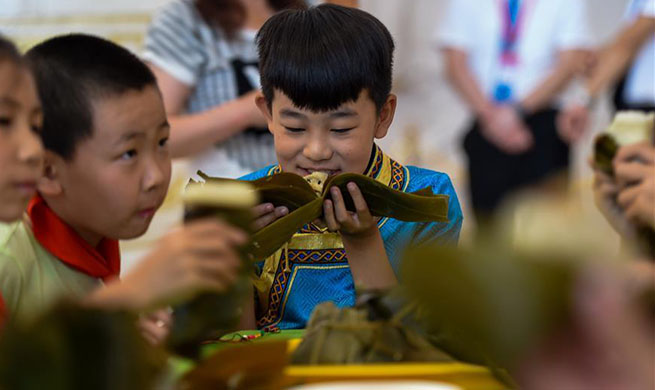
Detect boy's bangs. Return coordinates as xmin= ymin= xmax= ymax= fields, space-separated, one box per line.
xmin=268 ymin=51 xmax=368 ymax=112
xmin=258 ymin=5 xmax=394 ymax=112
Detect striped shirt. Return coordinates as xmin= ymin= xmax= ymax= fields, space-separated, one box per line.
xmin=143 ymin=0 xmax=277 ymax=178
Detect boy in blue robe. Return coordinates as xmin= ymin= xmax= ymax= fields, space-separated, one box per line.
xmin=242 ymin=4 xmax=463 ymax=329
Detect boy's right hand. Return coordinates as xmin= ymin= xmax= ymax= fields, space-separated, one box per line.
xmin=119 ymin=219 xmax=247 ymax=310
xmin=252 ymin=202 xmax=288 ymax=231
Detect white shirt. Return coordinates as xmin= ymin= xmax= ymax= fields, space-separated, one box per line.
xmin=436 ymin=0 xmax=591 ymax=103
xmin=622 ymin=0 xmax=655 ymax=106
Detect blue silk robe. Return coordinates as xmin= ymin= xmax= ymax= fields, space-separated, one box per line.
xmin=241 ymin=145 xmax=463 ymax=329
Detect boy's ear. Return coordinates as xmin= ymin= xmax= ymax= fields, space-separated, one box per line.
xmin=255 ymin=92 xmax=273 ymax=121
xmin=37 ymin=151 xmax=63 ymax=197
xmin=374 ymin=94 xmax=397 ymax=139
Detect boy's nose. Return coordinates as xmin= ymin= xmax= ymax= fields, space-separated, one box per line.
xmin=303 ymin=136 xmax=333 ymax=162
xmin=16 ymin=124 xmax=43 ymax=167
xmin=143 ymin=157 xmax=170 ymax=192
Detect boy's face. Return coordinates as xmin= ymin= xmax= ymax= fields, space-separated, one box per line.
xmin=40 ymin=85 xmax=171 ymax=245
xmin=257 ymin=89 xmax=396 ymax=177
xmin=0 ymin=62 xmax=43 ymax=222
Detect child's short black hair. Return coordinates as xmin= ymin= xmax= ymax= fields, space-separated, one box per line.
xmin=256 ymin=4 xmax=394 ymax=113
xmin=0 ymin=35 xmax=22 ymax=65
xmin=26 ymin=34 xmax=157 ymax=160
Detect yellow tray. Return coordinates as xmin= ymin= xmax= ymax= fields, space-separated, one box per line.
xmin=282 ymin=339 xmax=506 ymax=390
xmin=181 ymin=336 xmax=507 ymax=390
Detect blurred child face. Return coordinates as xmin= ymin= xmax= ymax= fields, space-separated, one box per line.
xmin=42 ymin=85 xmax=171 ymax=245
xmin=258 ymin=89 xmax=396 ymax=177
xmin=0 ymin=61 xmax=43 ymax=222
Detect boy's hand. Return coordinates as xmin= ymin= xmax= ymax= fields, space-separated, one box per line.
xmin=138 ymin=308 xmax=173 ymax=346
xmin=613 ymin=143 xmax=655 ymax=229
xmin=118 ymin=219 xmax=247 ymax=310
xmin=252 ymin=203 xmax=288 ymax=231
xmin=592 ymin=166 xmax=629 ymax=237
xmin=323 ymin=182 xmax=378 ymax=238
xmin=324 ymin=182 xmax=397 ymax=289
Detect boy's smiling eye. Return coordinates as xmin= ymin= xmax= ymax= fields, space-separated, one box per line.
xmin=120 ymin=149 xmax=138 ymax=160
xmin=159 ymin=136 xmax=169 ymax=147
xmin=0 ymin=116 xmax=12 ymax=128
xmin=331 ymin=127 xmax=355 ymax=134
xmin=284 ymin=126 xmax=305 ymax=133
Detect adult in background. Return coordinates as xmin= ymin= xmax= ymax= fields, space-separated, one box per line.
xmin=144 ymin=0 xmax=305 ymax=178
xmin=437 ymin=0 xmax=590 ymax=228
xmin=559 ymin=0 xmax=655 ymax=142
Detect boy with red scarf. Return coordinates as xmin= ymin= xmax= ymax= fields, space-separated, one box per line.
xmin=0 ymin=34 xmax=245 ymax=328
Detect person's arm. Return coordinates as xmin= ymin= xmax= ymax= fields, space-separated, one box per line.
xmin=86 ymin=219 xmax=245 ymax=311
xmin=520 ymin=50 xmax=586 ymax=113
xmin=150 ymin=65 xmax=266 ymax=158
xmin=587 ymin=16 xmax=655 ymax=97
xmin=323 ymin=183 xmax=397 ymax=289
xmin=442 ymin=48 xmax=494 ymax=118
xmin=557 ymin=17 xmax=655 ymax=144
xmin=443 ymin=48 xmax=533 ymax=154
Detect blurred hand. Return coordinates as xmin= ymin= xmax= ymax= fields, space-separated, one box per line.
xmin=590 ymin=157 xmax=636 ymax=238
xmin=252 ymin=202 xmax=288 ymax=231
xmin=480 ymin=105 xmax=534 ymax=154
xmin=517 ymin=267 xmax=654 ymax=390
xmin=557 ymin=104 xmax=589 ymax=144
xmin=119 ymin=219 xmax=247 ymax=310
xmin=614 ymin=143 xmax=655 ymax=229
xmin=138 ymin=308 xmax=173 ymax=346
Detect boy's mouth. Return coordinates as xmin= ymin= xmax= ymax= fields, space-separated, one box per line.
xmin=137 ymin=207 xmax=157 ymax=219
xmin=137 ymin=196 xmax=166 ymax=219
xmin=11 ymin=179 xmax=38 ymax=198
xmin=298 ymin=167 xmax=340 ymax=177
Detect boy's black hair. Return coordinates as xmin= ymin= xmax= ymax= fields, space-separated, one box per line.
xmin=0 ymin=35 xmax=22 ymax=64
xmin=25 ymin=34 xmax=157 ymax=160
xmin=256 ymin=4 xmax=395 ymax=113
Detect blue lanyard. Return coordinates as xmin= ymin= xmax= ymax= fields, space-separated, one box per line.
xmin=500 ymin=0 xmax=524 ymax=57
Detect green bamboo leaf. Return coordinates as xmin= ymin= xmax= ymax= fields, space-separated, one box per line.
xmin=593 ymin=134 xmax=619 ymax=176
xmin=248 ymin=199 xmax=324 ymax=261
xmin=323 ymin=173 xmax=450 ymax=222
xmin=243 ymin=172 xmax=450 ymax=260
xmin=200 ymin=171 xmax=317 ymax=213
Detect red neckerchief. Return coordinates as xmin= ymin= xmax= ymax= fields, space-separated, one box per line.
xmin=0 ymin=293 xmax=6 ymax=330
xmin=26 ymin=195 xmax=120 ymax=282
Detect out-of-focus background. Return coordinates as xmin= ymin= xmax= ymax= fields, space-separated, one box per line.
xmin=0 ymin=0 xmax=632 ymax=271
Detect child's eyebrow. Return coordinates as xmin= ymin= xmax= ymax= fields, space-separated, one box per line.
xmin=115 ymin=131 xmax=145 ymax=145
xmin=0 ymin=97 xmax=19 ymax=108
xmin=280 ymin=109 xmax=307 ymax=119
xmin=329 ymin=109 xmax=357 ymax=118
xmin=115 ymin=121 xmax=168 ymax=145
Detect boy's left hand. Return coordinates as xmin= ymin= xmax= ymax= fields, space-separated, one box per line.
xmin=323 ymin=182 xmax=378 ymax=238
xmin=138 ymin=308 xmax=173 ymax=346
